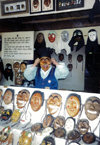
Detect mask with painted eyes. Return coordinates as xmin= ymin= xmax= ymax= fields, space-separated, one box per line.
xmin=44 ymin=0 xmax=51 ymax=7
xmin=18 ymin=131 xmax=32 ymax=145
xmin=82 ymin=132 xmax=96 ymax=144
xmin=67 ymin=64 xmax=73 ymax=72
xmin=33 ymin=0 xmax=39 ymax=8
xmin=48 ymin=32 xmax=56 ymax=43
xmin=66 ymin=93 xmax=81 ymax=117
xmin=17 ymin=89 xmax=30 ymax=109
xmin=43 ymin=114 xmax=54 ymax=128
xmin=53 ymin=116 xmax=65 ymax=129
xmin=13 ymin=62 xmax=20 ymax=72
xmin=0 ymin=126 xmax=11 ymax=143
xmin=11 ymin=109 xmax=21 ymax=123
xmin=40 ymin=57 xmax=51 ymax=71
xmin=1 ymin=109 xmax=12 ymax=121
xmin=61 ymin=31 xmax=69 ymax=42
xmin=54 ymin=128 xmax=66 ymax=138
xmin=77 ymin=119 xmax=90 ymax=135
xmin=41 ymin=136 xmax=55 ymax=145
xmin=88 ymin=30 xmax=97 ymax=42
xmin=31 ymin=123 xmax=43 ymax=132
xmin=30 ymin=91 xmax=44 ymax=111
xmin=47 ymin=93 xmax=62 ymax=116
xmin=3 ymin=89 xmax=14 ymax=105
xmin=85 ymin=96 xmax=100 ymax=120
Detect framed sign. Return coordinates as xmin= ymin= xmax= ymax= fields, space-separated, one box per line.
xmin=1 ymin=0 xmax=28 ymax=15
xmin=56 ymin=0 xmax=84 ymax=11
xmin=42 ymin=0 xmax=55 ymax=12
xmin=30 ymin=0 xmax=41 ymax=13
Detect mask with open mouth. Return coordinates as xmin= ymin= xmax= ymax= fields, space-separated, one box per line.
xmin=40 ymin=57 xmax=51 ymax=71
xmin=47 ymin=93 xmax=62 ymax=116
xmin=85 ymin=96 xmax=100 ymax=120
xmin=77 ymin=119 xmax=90 ymax=135
xmin=17 ymin=89 xmax=30 ymax=109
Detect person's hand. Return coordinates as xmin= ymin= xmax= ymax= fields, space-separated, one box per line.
xmin=51 ymin=58 xmax=59 ymax=66
xmin=33 ymin=58 xmax=40 ymax=67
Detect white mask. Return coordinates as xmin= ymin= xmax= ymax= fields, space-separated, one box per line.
xmin=88 ymin=31 xmax=97 ymax=42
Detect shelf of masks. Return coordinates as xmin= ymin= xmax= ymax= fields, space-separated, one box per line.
xmin=0 ymin=85 xmax=100 ymax=145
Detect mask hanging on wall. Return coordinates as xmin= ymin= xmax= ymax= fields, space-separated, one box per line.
xmin=86 ymin=29 xmax=99 ymax=54
xmin=58 ymin=53 xmax=64 ymax=61
xmin=34 ymin=33 xmax=46 ymax=49
xmin=61 ymin=31 xmax=69 ymax=42
xmin=69 ymin=29 xmax=84 ymax=52
xmin=76 ymin=54 xmax=83 ymax=71
xmin=68 ymin=54 xmax=72 ymax=63
xmin=48 ymin=31 xmax=56 ymax=43
xmin=4 ymin=63 xmax=13 ymax=81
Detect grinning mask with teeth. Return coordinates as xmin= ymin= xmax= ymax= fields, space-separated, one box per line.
xmin=85 ymin=96 xmax=100 ymax=121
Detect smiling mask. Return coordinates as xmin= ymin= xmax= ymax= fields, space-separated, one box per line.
xmin=85 ymin=96 xmax=100 ymax=120
xmin=17 ymin=89 xmax=30 ymax=109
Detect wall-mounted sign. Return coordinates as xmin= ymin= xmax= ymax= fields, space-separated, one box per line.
xmin=2 ymin=31 xmax=34 ymax=60
xmin=56 ymin=0 xmax=84 ymax=11
xmin=1 ymin=0 xmax=28 ymax=15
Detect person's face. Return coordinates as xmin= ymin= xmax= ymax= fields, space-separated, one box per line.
xmin=40 ymin=57 xmax=51 ymax=71
xmin=3 ymin=90 xmax=12 ymax=105
xmin=88 ymin=31 xmax=97 ymax=42
xmin=17 ymin=90 xmax=30 ymax=109
xmin=85 ymin=97 xmax=100 ymax=120
xmin=0 ymin=89 xmax=3 ymax=100
xmin=30 ymin=92 xmax=42 ymax=111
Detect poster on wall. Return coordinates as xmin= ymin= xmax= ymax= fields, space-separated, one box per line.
xmin=56 ymin=0 xmax=84 ymax=11
xmin=2 ymin=31 xmax=34 ymax=60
